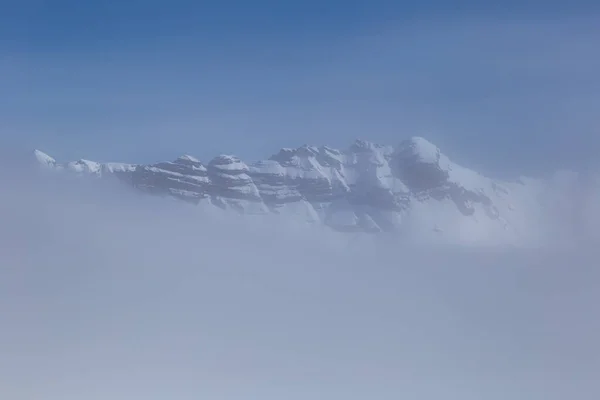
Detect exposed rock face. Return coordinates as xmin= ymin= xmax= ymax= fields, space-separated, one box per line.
xmin=394 ymin=137 xmax=449 ymax=191
xmin=207 ymin=155 xmax=267 ymax=214
xmin=132 ymin=155 xmax=209 ymax=203
xmin=34 ymin=136 xmax=591 ymax=245
xmin=392 ymin=137 xmax=498 ymax=217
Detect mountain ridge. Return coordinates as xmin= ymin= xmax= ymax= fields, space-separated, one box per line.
xmin=33 ymin=136 xmax=594 ymax=246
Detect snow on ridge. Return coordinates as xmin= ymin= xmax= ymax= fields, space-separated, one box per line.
xmin=145 ymin=166 xmax=209 ymax=183
xmin=33 ymin=149 xmax=56 ymax=168
xmin=30 ymin=138 xmax=497 ymax=198
xmin=445 ymin=159 xmax=489 ymax=193
xmin=66 ymin=159 xmax=102 ymax=174
xmin=33 ymin=150 xmax=138 ymax=176
xmin=209 ymin=155 xmax=249 ymax=172
xmin=104 ymin=162 xmax=137 ymax=173
xmin=177 ymin=154 xmax=200 ymax=163
xmin=398 ymin=136 xmax=441 ymax=164
xmin=249 ymin=160 xmax=286 ymax=176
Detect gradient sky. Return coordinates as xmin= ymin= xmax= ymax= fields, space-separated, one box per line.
xmin=1 ymin=1 xmax=599 ymax=176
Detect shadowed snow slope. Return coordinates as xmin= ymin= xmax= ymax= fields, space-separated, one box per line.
xmin=0 ymin=168 xmax=599 ymax=400
xmin=32 ymin=136 xmax=600 ymax=247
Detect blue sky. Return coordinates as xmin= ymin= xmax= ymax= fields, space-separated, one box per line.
xmin=1 ymin=0 xmax=599 ymax=176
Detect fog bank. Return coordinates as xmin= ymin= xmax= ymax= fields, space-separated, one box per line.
xmin=0 ymin=172 xmax=598 ymax=399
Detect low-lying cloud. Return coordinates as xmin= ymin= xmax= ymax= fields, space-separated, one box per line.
xmin=1 ymin=171 xmax=599 ymax=399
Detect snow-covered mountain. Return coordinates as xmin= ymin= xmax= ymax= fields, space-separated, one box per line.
xmin=33 ymin=137 xmax=598 ymax=246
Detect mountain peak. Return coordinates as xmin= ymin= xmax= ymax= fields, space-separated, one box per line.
xmin=208 ymin=155 xmax=249 ymax=173
xmin=397 ymin=136 xmax=442 ymax=165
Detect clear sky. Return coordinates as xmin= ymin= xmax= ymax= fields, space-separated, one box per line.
xmin=1 ymin=0 xmax=599 ymax=176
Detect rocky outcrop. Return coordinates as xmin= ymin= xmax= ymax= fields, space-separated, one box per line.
xmin=393 ymin=137 xmax=497 ymax=217
xmin=207 ymin=155 xmax=267 ymax=213
xmin=132 ymin=155 xmax=209 ymax=203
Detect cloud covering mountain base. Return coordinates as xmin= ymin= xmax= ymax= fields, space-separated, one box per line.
xmin=1 ymin=170 xmax=599 ymax=400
